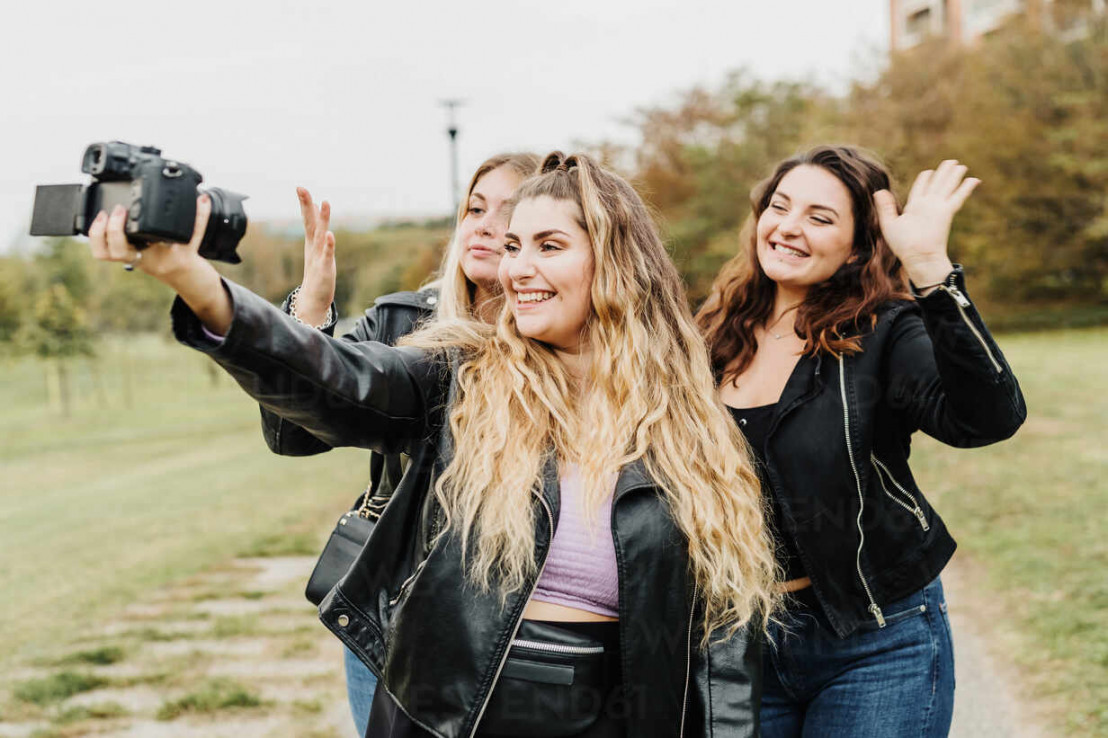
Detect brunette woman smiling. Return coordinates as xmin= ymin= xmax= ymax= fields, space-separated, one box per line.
xmin=698 ymin=146 xmax=1026 ymax=737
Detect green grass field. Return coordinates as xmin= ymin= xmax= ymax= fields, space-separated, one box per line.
xmin=911 ymin=327 xmax=1107 ymax=735
xmin=0 ymin=327 xmax=1104 ymax=734
xmin=0 ymin=333 xmax=366 ymax=664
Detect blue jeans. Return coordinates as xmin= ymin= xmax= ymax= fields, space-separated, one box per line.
xmin=762 ymin=577 xmax=955 ymax=738
xmin=344 ymin=645 xmax=378 ymax=737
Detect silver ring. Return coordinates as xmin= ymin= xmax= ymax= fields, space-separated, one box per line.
xmin=123 ymin=251 xmax=143 ymax=271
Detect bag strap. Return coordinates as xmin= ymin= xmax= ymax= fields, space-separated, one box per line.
xmin=355 ymin=453 xmax=388 ymax=520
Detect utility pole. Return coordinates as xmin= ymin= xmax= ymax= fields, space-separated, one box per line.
xmin=440 ymin=99 xmax=465 ymax=213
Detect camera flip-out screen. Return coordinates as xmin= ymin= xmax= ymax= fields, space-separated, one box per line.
xmin=30 ymin=184 xmax=84 ymax=236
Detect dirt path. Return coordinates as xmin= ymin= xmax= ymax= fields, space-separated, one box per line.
xmin=0 ymin=555 xmax=1052 ymax=738
xmin=0 ymin=557 xmax=358 ymax=738
xmin=944 ymin=558 xmax=1050 ymax=738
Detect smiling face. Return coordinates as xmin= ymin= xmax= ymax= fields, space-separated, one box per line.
xmin=457 ymin=165 xmax=525 ymax=289
xmin=756 ymin=164 xmax=856 ymax=301
xmin=500 ymin=196 xmax=595 ymax=353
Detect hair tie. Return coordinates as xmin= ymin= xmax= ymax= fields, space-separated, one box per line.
xmin=540 ymin=151 xmax=580 ymax=174
xmin=540 ymin=152 xmax=566 ymax=174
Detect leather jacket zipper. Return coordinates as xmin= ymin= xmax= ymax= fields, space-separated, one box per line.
xmin=388 ymin=557 xmax=428 ymax=607
xmin=678 ymin=583 xmax=698 ymax=738
xmin=468 ymin=490 xmax=555 ymax=738
xmin=510 ymin=639 xmax=604 ymax=655
xmin=430 ymin=504 xmax=445 ymax=546
xmin=870 ymin=455 xmax=929 ymax=531
xmin=395 ymin=501 xmax=447 ymax=607
xmin=839 ymin=356 xmax=886 ymax=628
xmin=937 ymin=281 xmax=1003 ymax=374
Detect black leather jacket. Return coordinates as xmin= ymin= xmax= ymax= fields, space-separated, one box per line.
xmin=172 ymin=279 xmax=761 ymax=738
xmin=761 ymin=267 xmax=1026 ymax=636
xmin=260 ymin=288 xmax=438 ymax=512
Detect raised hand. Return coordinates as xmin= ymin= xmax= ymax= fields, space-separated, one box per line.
xmin=294 ymin=187 xmax=336 ymax=327
xmin=873 ymin=160 xmax=980 ymax=288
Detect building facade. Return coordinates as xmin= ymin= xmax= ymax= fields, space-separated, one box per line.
xmin=890 ymin=0 xmax=1105 ymax=50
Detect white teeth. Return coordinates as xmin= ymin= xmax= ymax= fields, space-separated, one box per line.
xmin=518 ymin=291 xmax=555 ymax=303
xmin=774 ymin=243 xmax=808 ymax=257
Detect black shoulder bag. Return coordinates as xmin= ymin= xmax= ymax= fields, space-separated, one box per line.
xmin=304 ymin=455 xmax=389 ymax=606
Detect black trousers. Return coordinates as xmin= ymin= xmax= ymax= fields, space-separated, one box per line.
xmin=365 ymin=620 xmax=626 ymax=738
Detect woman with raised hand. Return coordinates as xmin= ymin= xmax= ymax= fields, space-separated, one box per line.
xmin=261 ymin=153 xmax=539 ymax=736
xmin=696 ymin=146 xmax=1026 ymax=737
xmin=87 ymin=152 xmax=779 ymax=737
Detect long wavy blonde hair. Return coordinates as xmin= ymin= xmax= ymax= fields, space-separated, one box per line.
xmin=405 ymin=153 xmax=780 ymax=642
xmin=430 ymin=152 xmax=542 ymax=321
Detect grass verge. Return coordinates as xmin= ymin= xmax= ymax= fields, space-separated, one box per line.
xmin=13 ymin=672 xmax=110 ymax=706
xmin=0 ymin=333 xmax=366 ymax=665
xmin=913 ymin=327 xmax=1107 ymax=735
xmin=156 ymin=678 xmax=264 ymax=720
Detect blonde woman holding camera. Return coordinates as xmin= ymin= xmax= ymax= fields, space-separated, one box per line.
xmin=87 ymin=152 xmax=779 ymax=737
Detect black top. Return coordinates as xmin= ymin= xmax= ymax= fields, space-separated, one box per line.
xmin=728 ymin=404 xmax=807 ymax=582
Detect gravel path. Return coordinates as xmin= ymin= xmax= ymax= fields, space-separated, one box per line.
xmin=0 ymin=556 xmax=357 ymax=738
xmin=0 ymin=555 xmax=1050 ymax=737
xmin=944 ymin=559 xmax=1048 ymax=738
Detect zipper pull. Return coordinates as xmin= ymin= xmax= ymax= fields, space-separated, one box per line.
xmin=914 ymin=508 xmax=931 ymax=532
xmin=940 ymin=284 xmax=971 ymax=308
xmin=869 ymin=604 xmax=886 ymax=628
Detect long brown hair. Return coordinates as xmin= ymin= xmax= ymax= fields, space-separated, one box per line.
xmin=696 ymin=145 xmax=912 ymax=383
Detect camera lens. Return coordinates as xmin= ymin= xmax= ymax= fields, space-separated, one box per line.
xmin=198 ymin=187 xmax=248 ymax=264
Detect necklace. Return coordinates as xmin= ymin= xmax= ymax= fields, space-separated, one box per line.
xmin=765 ymin=311 xmax=795 ymax=340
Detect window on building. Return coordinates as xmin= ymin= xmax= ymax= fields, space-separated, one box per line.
xmin=1052 ymin=0 xmax=1093 ymax=31
xmin=907 ymin=7 xmax=934 ymax=37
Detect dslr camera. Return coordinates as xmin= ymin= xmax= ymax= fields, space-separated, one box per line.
xmin=30 ymin=141 xmax=248 ymax=263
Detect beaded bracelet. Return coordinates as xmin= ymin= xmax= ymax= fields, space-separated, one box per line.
xmin=288 ymin=285 xmax=334 ymax=329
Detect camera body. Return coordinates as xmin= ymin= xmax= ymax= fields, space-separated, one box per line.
xmin=30 ymin=141 xmax=247 ymax=264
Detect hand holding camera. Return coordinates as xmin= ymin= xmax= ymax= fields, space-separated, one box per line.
xmin=87 ymin=193 xmax=211 ymax=278
xmin=87 ymin=192 xmax=233 ymax=334
xmin=32 ymin=141 xmax=250 ymax=334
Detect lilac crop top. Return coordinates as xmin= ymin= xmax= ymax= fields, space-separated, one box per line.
xmin=202 ymin=320 xmax=621 ymax=616
xmin=531 ymin=463 xmax=620 ymax=618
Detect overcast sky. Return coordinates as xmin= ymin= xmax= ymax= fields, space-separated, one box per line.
xmin=0 ymin=0 xmax=889 ymax=250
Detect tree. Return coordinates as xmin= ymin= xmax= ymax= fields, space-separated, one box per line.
xmin=21 ymin=284 xmax=94 ymax=417
xmin=627 ymin=72 xmax=837 ymax=301
xmin=0 ymin=259 xmax=28 ymax=353
xmin=843 ymin=20 xmax=1108 ymax=305
xmin=610 ymin=20 xmax=1108 ymax=313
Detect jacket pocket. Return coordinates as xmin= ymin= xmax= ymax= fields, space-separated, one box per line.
xmin=858 ymin=597 xmax=929 ymax=631
xmin=870 ymin=454 xmax=930 ymax=532
xmin=480 ymin=621 xmax=610 ymax=737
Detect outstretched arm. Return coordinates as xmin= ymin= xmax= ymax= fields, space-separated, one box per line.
xmin=86 ymin=197 xmax=439 ymax=453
